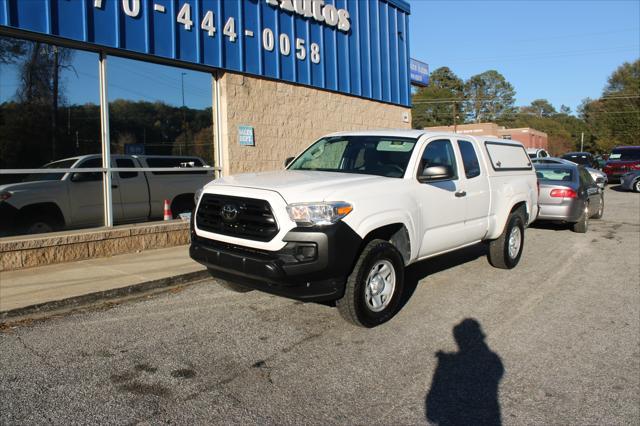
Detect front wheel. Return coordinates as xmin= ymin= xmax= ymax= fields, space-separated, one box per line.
xmin=487 ymin=209 xmax=525 ymax=269
xmin=634 ymin=179 xmax=640 ymax=193
xmin=336 ymin=239 xmax=405 ymax=328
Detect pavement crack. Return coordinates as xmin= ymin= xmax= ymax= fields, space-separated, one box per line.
xmin=15 ymin=335 xmax=56 ymax=369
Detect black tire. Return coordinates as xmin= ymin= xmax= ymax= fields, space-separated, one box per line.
xmin=592 ymin=195 xmax=604 ymax=219
xmin=19 ymin=214 xmax=59 ymax=235
xmin=634 ymin=179 xmax=640 ymax=193
xmin=487 ymin=208 xmax=525 ymax=269
xmin=336 ymin=239 xmax=405 ymax=328
xmin=207 ymin=269 xmax=253 ymax=293
xmin=571 ymin=203 xmax=589 ymax=233
xmin=172 ymin=197 xmax=195 ymax=219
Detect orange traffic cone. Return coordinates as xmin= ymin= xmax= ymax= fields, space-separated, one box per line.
xmin=163 ymin=199 xmax=172 ymax=221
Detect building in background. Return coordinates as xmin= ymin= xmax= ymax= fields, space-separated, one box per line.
xmin=424 ymin=123 xmax=549 ymax=151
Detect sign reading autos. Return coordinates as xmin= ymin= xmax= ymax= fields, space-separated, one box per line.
xmin=0 ymin=0 xmax=411 ymax=106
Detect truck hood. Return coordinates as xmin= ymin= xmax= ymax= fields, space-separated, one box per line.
xmin=0 ymin=180 xmax=64 ymax=194
xmin=206 ymin=170 xmax=388 ymax=203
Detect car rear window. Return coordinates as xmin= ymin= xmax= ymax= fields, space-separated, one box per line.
xmin=536 ymin=168 xmax=574 ymax=182
xmin=609 ymin=149 xmax=640 ymax=161
xmin=561 ymin=154 xmax=591 ymax=165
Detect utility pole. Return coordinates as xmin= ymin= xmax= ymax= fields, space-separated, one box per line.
xmin=580 ymin=132 xmax=584 ymax=152
xmin=181 ymin=72 xmax=186 ymax=107
xmin=453 ymin=102 xmax=457 ymax=133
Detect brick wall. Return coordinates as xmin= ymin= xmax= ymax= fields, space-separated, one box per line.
xmin=219 ymin=73 xmax=412 ymax=175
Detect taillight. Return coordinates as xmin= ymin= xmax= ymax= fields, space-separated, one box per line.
xmin=632 ymin=164 xmax=640 ymax=170
xmin=550 ymin=188 xmax=577 ymax=198
xmin=0 ymin=191 xmax=11 ymax=201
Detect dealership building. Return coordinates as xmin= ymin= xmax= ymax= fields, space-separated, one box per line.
xmin=0 ymin=0 xmax=414 ymax=271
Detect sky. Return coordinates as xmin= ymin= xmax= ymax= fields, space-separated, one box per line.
xmin=409 ymin=0 xmax=640 ymax=112
xmin=1 ymin=0 xmax=638 ymax=113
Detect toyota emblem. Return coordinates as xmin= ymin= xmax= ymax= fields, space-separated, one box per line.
xmin=221 ymin=204 xmax=239 ymax=221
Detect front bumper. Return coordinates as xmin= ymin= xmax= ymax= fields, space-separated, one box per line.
xmin=190 ymin=221 xmax=363 ymax=302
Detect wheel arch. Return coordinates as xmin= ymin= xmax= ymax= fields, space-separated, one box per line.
xmin=360 ymin=222 xmax=412 ymax=266
xmin=487 ymin=200 xmax=529 ymax=240
xmin=18 ymin=202 xmax=66 ymax=227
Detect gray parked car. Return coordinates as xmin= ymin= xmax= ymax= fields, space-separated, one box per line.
xmin=532 ymin=157 xmax=607 ymax=189
xmin=535 ymin=163 xmax=604 ymax=233
xmin=619 ymin=170 xmax=640 ymax=192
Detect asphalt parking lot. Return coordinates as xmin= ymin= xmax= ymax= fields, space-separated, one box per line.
xmin=1 ymin=187 xmax=638 ymax=425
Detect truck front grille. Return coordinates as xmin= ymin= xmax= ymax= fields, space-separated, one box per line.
xmin=196 ymin=194 xmax=279 ymax=242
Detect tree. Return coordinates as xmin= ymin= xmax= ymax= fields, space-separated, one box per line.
xmin=463 ymin=70 xmax=516 ymax=123
xmin=579 ymin=60 xmax=640 ymax=152
xmin=0 ymin=37 xmax=26 ymax=64
xmin=521 ymin=99 xmax=556 ymax=117
xmin=412 ymin=67 xmax=464 ymax=129
xmin=559 ymin=104 xmax=572 ymax=115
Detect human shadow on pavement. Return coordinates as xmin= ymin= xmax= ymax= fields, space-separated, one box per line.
xmin=425 ymin=318 xmax=504 ymax=426
xmin=398 ymin=243 xmax=487 ymax=310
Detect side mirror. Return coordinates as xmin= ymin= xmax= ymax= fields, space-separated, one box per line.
xmin=596 ymin=177 xmax=605 ymax=184
xmin=70 ymin=172 xmax=85 ymax=182
xmin=419 ymin=165 xmax=454 ymax=182
xmin=284 ymin=157 xmax=295 ymax=167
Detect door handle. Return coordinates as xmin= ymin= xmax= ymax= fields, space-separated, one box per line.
xmin=111 ymin=184 xmax=119 ymax=189
xmin=455 ymin=190 xmax=467 ymax=198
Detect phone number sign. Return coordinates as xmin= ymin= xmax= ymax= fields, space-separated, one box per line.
xmin=0 ymin=0 xmax=412 ymax=107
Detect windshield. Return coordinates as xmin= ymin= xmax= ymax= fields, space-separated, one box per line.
xmin=288 ymin=136 xmax=418 ymax=178
xmin=535 ymin=167 xmax=575 ymax=182
xmin=22 ymin=159 xmax=78 ymax=182
xmin=609 ymin=148 xmax=640 ymax=161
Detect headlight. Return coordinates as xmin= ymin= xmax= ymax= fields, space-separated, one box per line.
xmin=194 ymin=187 xmax=204 ymax=205
xmin=286 ymin=202 xmax=353 ymax=227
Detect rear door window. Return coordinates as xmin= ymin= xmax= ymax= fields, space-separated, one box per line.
xmin=457 ymin=140 xmax=481 ymax=179
xmin=115 ymin=159 xmax=138 ymax=179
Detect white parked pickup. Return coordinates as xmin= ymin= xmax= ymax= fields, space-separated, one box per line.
xmin=190 ymin=130 xmax=539 ymax=327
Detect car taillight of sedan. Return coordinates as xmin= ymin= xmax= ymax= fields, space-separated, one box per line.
xmin=550 ymin=188 xmax=577 ymax=198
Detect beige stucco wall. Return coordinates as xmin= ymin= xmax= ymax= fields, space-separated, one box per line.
xmin=218 ymin=73 xmax=412 ymax=175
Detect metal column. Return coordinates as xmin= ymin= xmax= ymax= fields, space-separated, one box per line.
xmin=212 ymin=71 xmax=224 ymax=179
xmin=98 ymin=52 xmax=114 ymax=227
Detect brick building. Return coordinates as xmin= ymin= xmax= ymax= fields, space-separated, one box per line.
xmin=424 ymin=123 xmax=549 ymax=151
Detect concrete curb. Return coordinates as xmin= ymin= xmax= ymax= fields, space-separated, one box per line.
xmin=0 ymin=269 xmax=209 ymax=324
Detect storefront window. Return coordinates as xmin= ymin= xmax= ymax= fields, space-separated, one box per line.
xmin=0 ymin=35 xmax=103 ymax=237
xmin=106 ymin=56 xmax=215 ymax=222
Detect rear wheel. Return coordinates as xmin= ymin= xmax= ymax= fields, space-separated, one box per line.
xmin=571 ymin=204 xmax=589 ymax=233
xmin=634 ymin=179 xmax=640 ymax=193
xmin=336 ymin=239 xmax=405 ymax=328
xmin=487 ymin=208 xmax=525 ymax=269
xmin=592 ymin=195 xmax=604 ymax=219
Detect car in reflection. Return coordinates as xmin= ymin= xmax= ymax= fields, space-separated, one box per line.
xmin=531 ymin=157 xmax=607 ymax=189
xmin=619 ymin=170 xmax=640 ymax=192
xmin=534 ymin=163 xmax=604 ymax=233
xmin=603 ymin=146 xmax=640 ymax=182
xmin=0 ymin=155 xmax=214 ymax=236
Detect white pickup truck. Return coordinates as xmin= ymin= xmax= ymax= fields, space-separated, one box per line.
xmin=190 ymin=130 xmax=538 ymax=327
xmin=0 ymin=154 xmax=213 ymax=236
